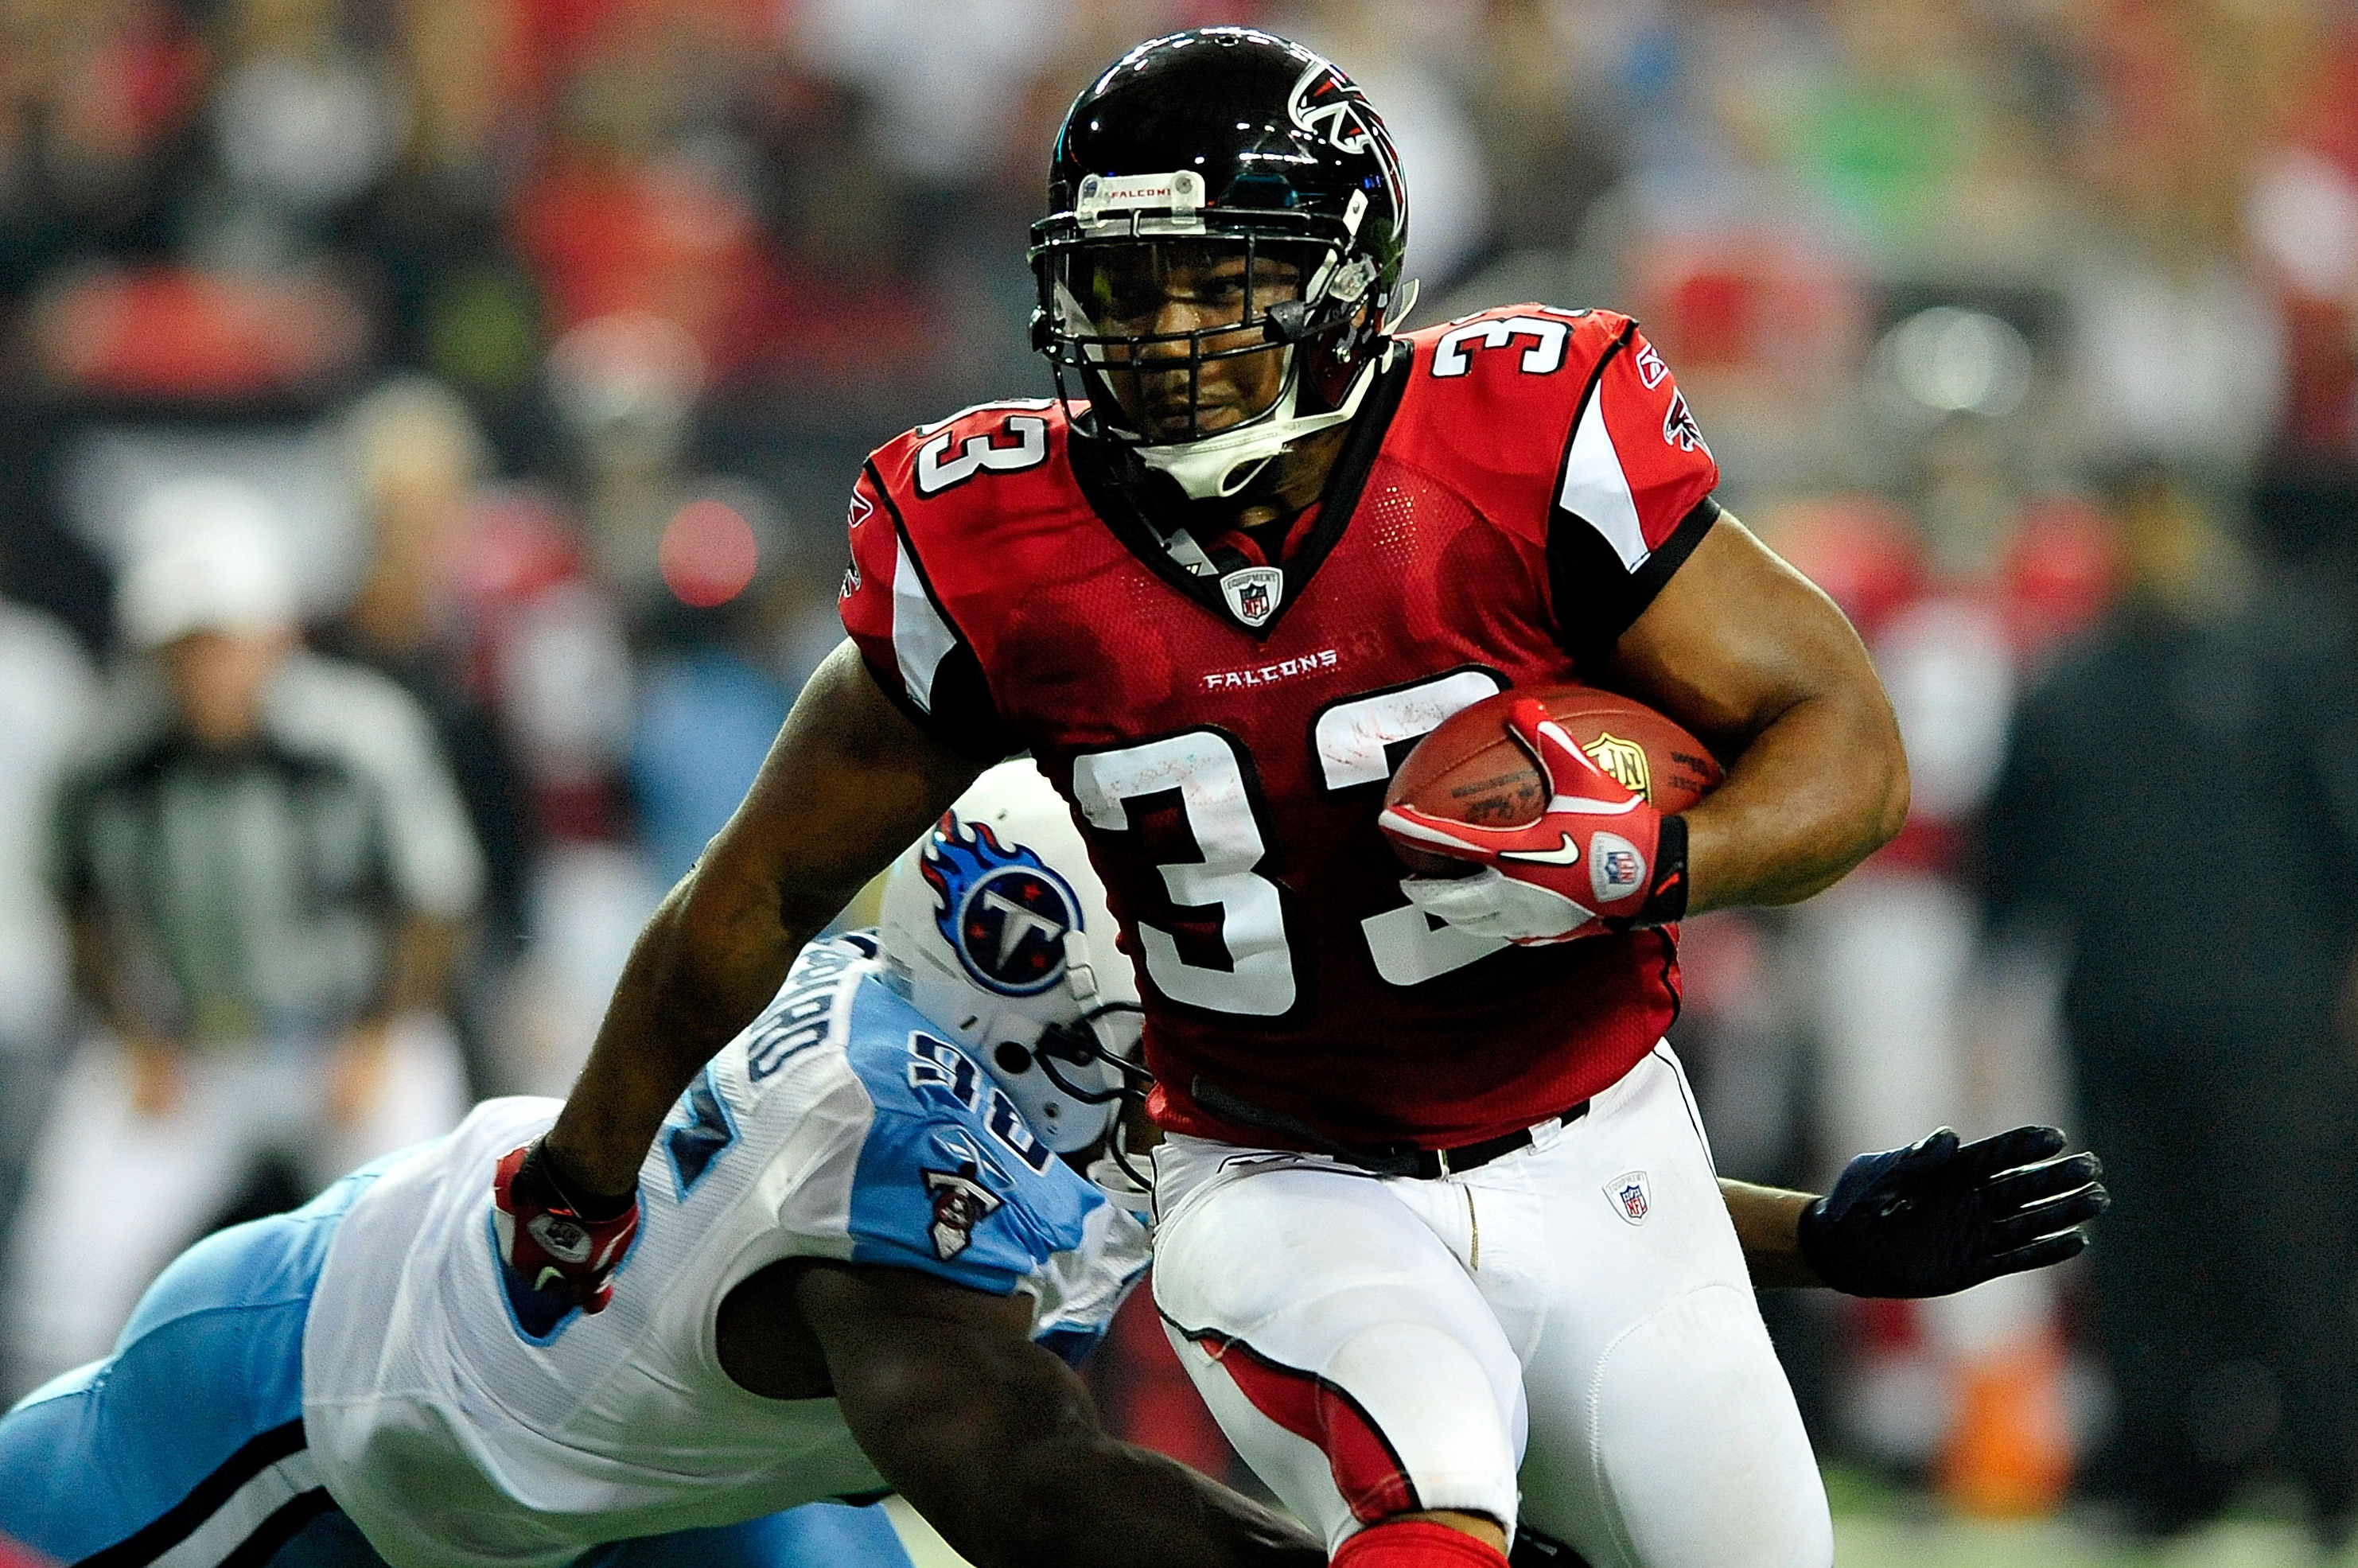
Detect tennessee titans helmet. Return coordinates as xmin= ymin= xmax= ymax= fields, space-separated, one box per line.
xmin=1029 ymin=27 xmax=1415 ymax=500
xmin=878 ymin=761 xmax=1143 ymax=1155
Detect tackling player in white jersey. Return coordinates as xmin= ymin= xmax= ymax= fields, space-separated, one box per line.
xmin=0 ymin=765 xmax=1320 ymax=1568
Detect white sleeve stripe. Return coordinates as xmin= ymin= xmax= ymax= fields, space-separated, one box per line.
xmin=1555 ymin=381 xmax=1650 ymax=573
xmin=150 ymin=1450 xmax=324 ymax=1566
xmin=890 ymin=533 xmax=959 ymax=714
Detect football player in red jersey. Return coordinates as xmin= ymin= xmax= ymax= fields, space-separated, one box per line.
xmin=514 ymin=27 xmax=2103 ymax=1568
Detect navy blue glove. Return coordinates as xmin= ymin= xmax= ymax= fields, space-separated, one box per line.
xmin=1796 ymin=1125 xmax=2107 ymax=1298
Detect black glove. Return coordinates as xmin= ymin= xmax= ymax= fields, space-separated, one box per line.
xmin=1796 ymin=1125 xmax=2107 ymax=1298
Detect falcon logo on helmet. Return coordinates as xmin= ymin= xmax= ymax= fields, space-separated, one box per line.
xmin=1284 ymin=60 xmax=1406 ymax=213
xmin=920 ymin=814 xmax=1081 ymax=998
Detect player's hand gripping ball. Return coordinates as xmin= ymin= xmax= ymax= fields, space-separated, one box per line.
xmin=1798 ymin=1125 xmax=2109 ymax=1298
xmin=493 ymin=1136 xmax=641 ymax=1333
xmin=1378 ymin=685 xmax=1722 ymax=944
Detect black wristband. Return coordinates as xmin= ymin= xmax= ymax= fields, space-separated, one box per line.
xmin=1605 ymin=814 xmax=1690 ymax=932
xmin=531 ymin=1137 xmax=636 ymax=1221
xmin=1793 ymin=1194 xmax=1839 ymax=1288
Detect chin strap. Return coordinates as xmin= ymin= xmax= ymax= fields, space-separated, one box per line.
xmin=1130 ymin=330 xmax=1404 ymax=500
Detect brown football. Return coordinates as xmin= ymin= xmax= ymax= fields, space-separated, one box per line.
xmin=1382 ymin=684 xmax=1724 ymax=877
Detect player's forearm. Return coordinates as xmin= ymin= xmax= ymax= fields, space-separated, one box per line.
xmin=544 ymin=646 xmax=983 ymax=1196
xmin=813 ymin=1268 xmax=1323 ymax=1568
xmin=1680 ymin=685 xmax=1908 ymax=914
xmin=1039 ymin=1438 xmax=1326 ymax=1568
xmin=1720 ymin=1177 xmax=1824 ymax=1290
xmin=546 ymin=863 xmax=811 ymax=1195
xmin=916 ymin=1399 xmax=1322 ymax=1568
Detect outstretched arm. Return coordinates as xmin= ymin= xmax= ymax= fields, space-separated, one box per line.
xmin=1720 ymin=1180 xmax=1823 ymax=1290
xmin=799 ymin=1263 xmax=1324 ymax=1568
xmin=1721 ymin=1126 xmax=2109 ymax=1297
xmin=547 ymin=643 xmax=985 ymax=1195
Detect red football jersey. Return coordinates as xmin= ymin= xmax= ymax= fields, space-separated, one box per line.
xmin=840 ymin=306 xmax=1721 ymax=1150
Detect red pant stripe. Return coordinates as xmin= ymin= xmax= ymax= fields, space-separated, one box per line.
xmin=1169 ymin=1320 xmax=1420 ymax=1522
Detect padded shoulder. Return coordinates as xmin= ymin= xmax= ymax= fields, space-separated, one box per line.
xmin=840 ymin=399 xmax=1096 ymax=761
xmin=1387 ymin=306 xmax=1635 ymax=531
xmin=831 ymin=979 xmax=1103 ymax=1295
xmin=865 ymin=398 xmax=1072 ymax=519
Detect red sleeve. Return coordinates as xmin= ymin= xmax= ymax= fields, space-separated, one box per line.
xmin=1547 ymin=323 xmax=1721 ymax=662
xmin=836 ymin=461 xmax=1019 ymax=761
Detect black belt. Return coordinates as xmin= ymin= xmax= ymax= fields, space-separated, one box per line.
xmin=1192 ymin=1076 xmax=1590 ymax=1180
xmin=1396 ymin=1102 xmax=1590 ymax=1179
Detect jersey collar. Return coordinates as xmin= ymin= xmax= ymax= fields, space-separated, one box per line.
xmin=1068 ymin=343 xmax=1411 ymax=641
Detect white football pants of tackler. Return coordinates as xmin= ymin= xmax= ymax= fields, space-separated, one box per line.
xmin=2 ymin=1014 xmax=466 ymax=1393
xmin=1150 ymin=1045 xmax=1831 ymax=1568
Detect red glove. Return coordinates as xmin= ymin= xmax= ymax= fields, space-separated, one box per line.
xmin=492 ymin=1138 xmax=640 ymax=1329
xmin=1377 ymin=698 xmax=1689 ymax=944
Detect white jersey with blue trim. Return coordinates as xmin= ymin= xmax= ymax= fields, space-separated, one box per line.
xmin=302 ymin=934 xmax=1148 ymax=1568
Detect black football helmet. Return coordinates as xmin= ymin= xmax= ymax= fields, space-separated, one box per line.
xmin=1029 ymin=28 xmax=1415 ymax=500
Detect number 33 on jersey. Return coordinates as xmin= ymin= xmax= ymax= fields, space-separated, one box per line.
xmin=840 ymin=306 xmax=1721 ymax=1153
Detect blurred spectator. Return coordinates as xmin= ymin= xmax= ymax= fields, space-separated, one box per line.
xmin=319 ymin=376 xmax=536 ymax=1097
xmin=1982 ymin=463 xmax=2358 ymax=1540
xmin=0 ymin=480 xmax=478 ymax=1396
xmin=628 ymin=589 xmax=792 ymax=887
xmin=323 ymin=375 xmax=531 ymax=959
xmin=0 ymin=590 xmax=94 ymax=1246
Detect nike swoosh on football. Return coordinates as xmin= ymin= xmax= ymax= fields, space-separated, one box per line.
xmin=1501 ymin=835 xmax=1582 ymax=866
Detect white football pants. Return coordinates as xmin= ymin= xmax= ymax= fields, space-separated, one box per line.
xmin=2 ymin=1014 xmax=466 ymax=1392
xmin=1151 ymin=1045 xmax=1830 ymax=1568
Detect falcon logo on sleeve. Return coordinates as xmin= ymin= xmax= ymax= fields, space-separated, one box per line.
xmin=1633 ymin=340 xmax=1670 ymax=389
xmin=1663 ymin=391 xmax=1708 ymax=455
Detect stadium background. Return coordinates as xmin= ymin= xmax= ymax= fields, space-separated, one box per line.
xmin=1 ymin=0 xmax=2356 ymax=1562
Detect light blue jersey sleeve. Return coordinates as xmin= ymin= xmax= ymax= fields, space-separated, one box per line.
xmin=835 ymin=977 xmax=1110 ymax=1298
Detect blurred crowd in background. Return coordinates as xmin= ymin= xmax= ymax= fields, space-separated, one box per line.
xmin=2 ymin=0 xmax=2356 ymax=1550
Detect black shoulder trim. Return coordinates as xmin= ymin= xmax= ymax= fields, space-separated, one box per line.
xmin=1629 ymin=495 xmax=1721 ymax=612
xmin=1548 ymin=492 xmax=1721 ymax=674
xmin=857 ymin=648 xmax=1018 ymax=766
xmin=860 ymin=461 xmax=1021 ymax=765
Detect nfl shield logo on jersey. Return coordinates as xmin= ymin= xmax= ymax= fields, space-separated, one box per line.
xmin=1606 ymin=1170 xmax=1652 ymax=1224
xmin=920 ymin=815 xmax=1082 ymax=996
xmin=1220 ymin=566 xmax=1283 ymax=628
xmin=924 ymin=1161 xmax=1004 ymax=1259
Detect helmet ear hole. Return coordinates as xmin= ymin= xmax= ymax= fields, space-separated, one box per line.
xmin=994 ymin=1041 xmax=1033 ymax=1076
